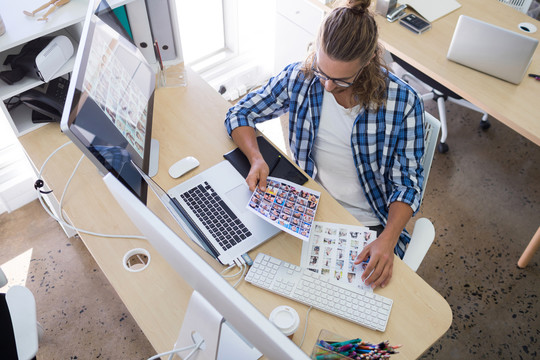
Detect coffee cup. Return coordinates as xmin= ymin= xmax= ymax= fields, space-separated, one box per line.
xmin=269 ymin=305 xmax=300 ymax=339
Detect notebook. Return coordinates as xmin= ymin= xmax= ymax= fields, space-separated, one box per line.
xmin=135 ymin=160 xmax=280 ymax=266
xmin=446 ymin=15 xmax=538 ymax=84
xmin=223 ymin=136 xmax=308 ymax=186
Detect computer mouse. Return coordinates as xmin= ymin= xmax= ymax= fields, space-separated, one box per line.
xmin=169 ymin=156 xmax=199 ymax=178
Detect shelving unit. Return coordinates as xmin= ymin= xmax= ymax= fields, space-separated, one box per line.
xmin=0 ymin=0 xmax=130 ymax=136
xmin=0 ymin=0 xmax=131 ymax=217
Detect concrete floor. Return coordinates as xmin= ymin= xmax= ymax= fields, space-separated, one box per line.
xmin=1 ymin=91 xmax=539 ymax=359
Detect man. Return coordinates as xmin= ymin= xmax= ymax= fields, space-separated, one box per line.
xmin=224 ymin=0 xmax=425 ymax=289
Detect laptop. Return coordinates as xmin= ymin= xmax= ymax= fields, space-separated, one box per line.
xmin=446 ymin=15 xmax=539 ymax=84
xmin=136 ymin=160 xmax=281 ymax=266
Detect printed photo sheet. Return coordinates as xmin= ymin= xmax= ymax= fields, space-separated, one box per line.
xmin=301 ymin=221 xmax=377 ymax=292
xmin=247 ymin=177 xmax=321 ymax=241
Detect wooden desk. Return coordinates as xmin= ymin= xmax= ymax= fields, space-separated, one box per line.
xmin=19 ymin=68 xmax=451 ymax=359
xmin=372 ymin=0 xmax=540 ymax=267
xmin=374 ymin=0 xmax=540 ymax=147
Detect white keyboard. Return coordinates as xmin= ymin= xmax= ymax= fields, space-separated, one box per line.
xmin=245 ymin=253 xmax=393 ymax=332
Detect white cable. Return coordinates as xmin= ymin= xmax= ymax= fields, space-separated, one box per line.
xmin=299 ymin=306 xmax=313 ymax=348
xmin=221 ymin=263 xmax=244 ymax=278
xmin=36 ymin=141 xmax=146 ymax=240
xmin=38 ymin=141 xmax=73 ymax=177
xmin=147 ymin=337 xmax=204 ymax=360
xmin=232 ymin=263 xmax=247 ymax=288
xmin=220 ymin=264 xmax=236 ymax=274
xmin=58 ymin=154 xmax=85 ymax=224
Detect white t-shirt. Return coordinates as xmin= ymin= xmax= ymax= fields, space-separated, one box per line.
xmin=312 ymin=90 xmax=381 ymax=226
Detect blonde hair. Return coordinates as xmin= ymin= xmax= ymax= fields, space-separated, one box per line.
xmin=303 ymin=0 xmax=388 ymax=110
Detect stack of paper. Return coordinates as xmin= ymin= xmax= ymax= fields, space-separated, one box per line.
xmin=401 ymin=0 xmax=461 ymax=22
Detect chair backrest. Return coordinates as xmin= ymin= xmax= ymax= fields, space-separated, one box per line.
xmin=421 ymin=112 xmax=441 ymax=201
xmin=402 ymin=112 xmax=440 ymax=272
xmin=498 ymin=0 xmax=533 ymax=13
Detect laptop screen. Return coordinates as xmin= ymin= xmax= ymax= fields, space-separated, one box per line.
xmin=447 ymin=15 xmax=539 ymax=84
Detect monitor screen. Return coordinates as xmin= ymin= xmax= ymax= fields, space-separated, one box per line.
xmin=61 ymin=0 xmax=155 ymax=202
xmin=103 ymin=172 xmax=310 ymax=360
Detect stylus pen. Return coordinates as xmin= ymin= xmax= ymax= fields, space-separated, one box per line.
xmin=153 ymin=41 xmax=164 ymax=71
xmin=528 ymin=73 xmax=540 ymax=81
xmin=268 ymin=155 xmax=282 ymax=176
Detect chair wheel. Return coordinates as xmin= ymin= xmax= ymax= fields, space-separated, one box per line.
xmin=479 ymin=120 xmax=491 ymax=130
xmin=438 ymin=142 xmax=449 ymax=153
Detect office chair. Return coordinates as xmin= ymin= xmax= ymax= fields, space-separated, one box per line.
xmin=0 ymin=267 xmax=41 ymax=360
xmin=402 ymin=112 xmax=440 ymax=272
xmin=391 ymin=54 xmax=489 ymax=153
xmin=499 ymin=0 xmax=533 ymax=13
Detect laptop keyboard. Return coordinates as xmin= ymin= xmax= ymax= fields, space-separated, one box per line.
xmin=180 ymin=181 xmax=252 ymax=250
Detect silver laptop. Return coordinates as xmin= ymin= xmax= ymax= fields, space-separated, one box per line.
xmin=138 ymin=160 xmax=280 ymax=266
xmin=447 ymin=15 xmax=538 ymax=84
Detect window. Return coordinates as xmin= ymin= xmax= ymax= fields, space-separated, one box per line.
xmin=175 ymin=0 xmax=227 ymax=66
xmin=174 ymin=0 xmax=275 ymax=98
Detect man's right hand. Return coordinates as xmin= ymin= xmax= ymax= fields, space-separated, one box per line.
xmin=231 ymin=126 xmax=268 ymax=192
xmin=246 ymin=157 xmax=269 ymax=192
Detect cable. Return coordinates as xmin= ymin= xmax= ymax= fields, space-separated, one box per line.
xmin=232 ymin=263 xmax=247 ymax=288
xmin=5 ymin=95 xmax=21 ymax=111
xmin=58 ymin=153 xmax=85 ymax=224
xmin=36 ymin=141 xmax=145 ymax=240
xmin=147 ymin=337 xmax=204 ymax=360
xmin=298 ymin=306 xmax=313 ymax=348
xmin=220 ymin=263 xmax=244 ymax=278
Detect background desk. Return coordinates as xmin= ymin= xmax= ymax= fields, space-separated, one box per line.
xmin=19 ymin=68 xmax=451 ymax=359
xmin=375 ymin=0 xmax=540 ymax=147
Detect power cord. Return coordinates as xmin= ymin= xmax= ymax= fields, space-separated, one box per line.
xmin=298 ymin=306 xmax=313 ymax=348
xmin=220 ymin=263 xmax=247 ymax=288
xmin=35 ymin=140 xmax=145 ymax=240
xmin=147 ymin=337 xmax=205 ymax=360
xmin=232 ymin=263 xmax=247 ymax=288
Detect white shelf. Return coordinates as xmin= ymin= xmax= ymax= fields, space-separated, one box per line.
xmin=0 ymin=0 xmax=135 ymax=137
xmin=0 ymin=29 xmax=79 ymax=101
xmin=0 ymin=0 xmax=89 ymax=53
xmin=0 ymin=0 xmax=132 ymax=53
xmin=6 ymin=100 xmax=49 ymax=137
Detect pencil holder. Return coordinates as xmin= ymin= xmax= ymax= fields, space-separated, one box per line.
xmin=311 ymin=329 xmax=354 ymax=360
xmin=158 ymin=62 xmax=187 ymax=88
xmin=311 ymin=329 xmax=401 ymax=359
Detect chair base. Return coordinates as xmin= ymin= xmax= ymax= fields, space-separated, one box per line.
xmin=399 ymin=68 xmax=489 ymax=153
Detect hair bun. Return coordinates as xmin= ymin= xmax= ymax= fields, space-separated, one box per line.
xmin=346 ymin=0 xmax=371 ymax=14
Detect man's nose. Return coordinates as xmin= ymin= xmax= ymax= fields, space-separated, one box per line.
xmin=321 ymin=78 xmax=336 ymax=91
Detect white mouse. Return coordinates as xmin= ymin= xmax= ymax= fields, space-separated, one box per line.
xmin=168 ymin=156 xmax=200 ymax=178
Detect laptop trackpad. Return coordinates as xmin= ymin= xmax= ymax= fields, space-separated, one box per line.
xmin=225 ymin=184 xmax=251 ymax=213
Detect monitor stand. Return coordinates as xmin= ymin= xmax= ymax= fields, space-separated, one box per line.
xmin=174 ymin=291 xmax=262 ymax=360
xmin=149 ymin=139 xmax=159 ymax=177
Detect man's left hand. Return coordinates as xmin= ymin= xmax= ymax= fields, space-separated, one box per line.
xmin=354 ymin=231 xmax=396 ymax=289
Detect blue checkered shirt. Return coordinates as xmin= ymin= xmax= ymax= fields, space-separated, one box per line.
xmin=225 ymin=62 xmax=425 ymax=258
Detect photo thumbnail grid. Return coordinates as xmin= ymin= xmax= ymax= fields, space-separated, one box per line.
xmin=248 ymin=177 xmax=320 ymax=240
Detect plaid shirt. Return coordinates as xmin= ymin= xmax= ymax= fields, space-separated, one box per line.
xmin=225 ymin=62 xmax=425 ymax=258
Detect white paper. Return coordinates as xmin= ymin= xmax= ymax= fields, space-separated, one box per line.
xmin=401 ymin=0 xmax=461 ymax=22
xmin=301 ymin=221 xmax=377 ymax=292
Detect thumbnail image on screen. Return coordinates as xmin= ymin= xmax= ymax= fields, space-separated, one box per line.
xmin=83 ymin=21 xmax=150 ymax=158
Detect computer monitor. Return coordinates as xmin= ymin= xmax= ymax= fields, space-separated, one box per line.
xmin=61 ymin=0 xmax=158 ymax=203
xmin=103 ymin=172 xmax=309 ymax=359
xmin=61 ymin=1 xmax=311 ymax=358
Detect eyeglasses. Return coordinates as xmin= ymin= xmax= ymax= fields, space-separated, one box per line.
xmin=311 ymin=56 xmax=364 ymax=88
